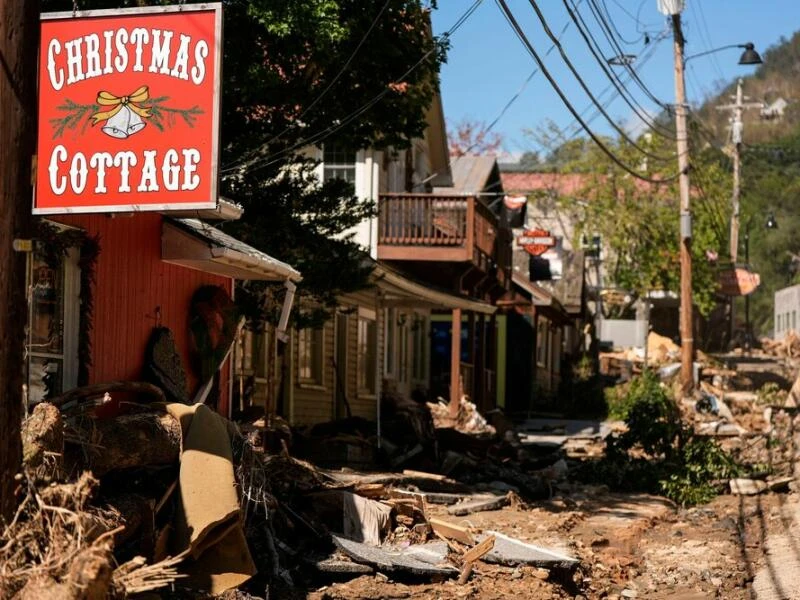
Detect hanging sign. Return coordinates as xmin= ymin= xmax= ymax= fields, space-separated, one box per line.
xmin=718 ymin=267 xmax=761 ymax=297
xmin=34 ymin=4 xmax=222 ymax=214
xmin=517 ymin=229 xmax=556 ymax=257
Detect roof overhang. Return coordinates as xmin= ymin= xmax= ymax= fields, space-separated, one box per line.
xmin=512 ymin=274 xmax=557 ymax=307
xmin=373 ymin=263 xmax=496 ymax=315
xmin=162 ymin=218 xmax=301 ymax=282
xmin=162 ymin=197 xmax=244 ymax=221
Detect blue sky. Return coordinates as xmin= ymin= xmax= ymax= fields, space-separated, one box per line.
xmin=431 ymin=0 xmax=800 ymax=159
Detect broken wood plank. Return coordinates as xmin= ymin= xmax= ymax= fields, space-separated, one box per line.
xmin=462 ymin=535 xmax=495 ymax=563
xmin=429 ymin=517 xmax=475 ymax=546
xmin=457 ymin=562 xmax=473 ymax=585
xmin=391 ymin=488 xmax=464 ymax=505
xmin=401 ymin=469 xmax=446 ymax=481
xmin=354 ymin=483 xmax=388 ymax=499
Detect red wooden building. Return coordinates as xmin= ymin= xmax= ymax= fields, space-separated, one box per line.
xmin=27 ymin=204 xmax=300 ymax=416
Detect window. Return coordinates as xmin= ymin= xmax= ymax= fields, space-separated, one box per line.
xmin=358 ymin=317 xmax=377 ymax=395
xmin=27 ymin=247 xmax=79 ymax=405
xmin=777 ymin=314 xmax=782 ymax=332
xmin=793 ymin=311 xmax=797 ymax=331
xmin=323 ymin=144 xmax=357 ymax=193
xmin=298 ymin=327 xmax=324 ymax=385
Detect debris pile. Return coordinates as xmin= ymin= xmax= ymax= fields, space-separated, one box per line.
xmin=427 ymin=396 xmax=496 ymax=436
xmin=761 ymin=331 xmax=800 ymax=359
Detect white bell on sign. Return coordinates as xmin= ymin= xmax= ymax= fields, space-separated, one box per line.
xmin=101 ymin=105 xmax=147 ymax=139
xmin=657 ymin=0 xmax=684 ymax=15
xmin=126 ymin=109 xmax=146 ymax=136
xmin=101 ymin=106 xmax=133 ymax=139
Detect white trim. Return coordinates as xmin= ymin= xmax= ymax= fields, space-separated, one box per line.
xmin=35 ymin=3 xmax=223 ymax=215
xmin=62 ymin=249 xmax=80 ymax=391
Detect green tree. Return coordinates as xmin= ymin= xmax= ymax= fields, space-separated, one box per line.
xmin=740 ymin=134 xmax=800 ymax=335
xmin=548 ymin=133 xmax=730 ymax=317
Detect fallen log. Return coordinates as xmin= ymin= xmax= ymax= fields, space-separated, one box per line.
xmin=66 ymin=412 xmax=181 ymax=476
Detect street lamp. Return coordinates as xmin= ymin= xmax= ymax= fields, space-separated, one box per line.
xmin=664 ymin=0 xmax=763 ymax=394
xmin=741 ymin=213 xmax=779 ymax=348
xmin=684 ymin=43 xmax=764 ymax=66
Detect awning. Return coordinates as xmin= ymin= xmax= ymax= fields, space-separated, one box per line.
xmin=162 ymin=197 xmax=244 ymax=221
xmin=162 ymin=218 xmax=302 ymax=282
xmin=512 ymin=274 xmax=557 ymax=307
xmin=373 ymin=263 xmax=496 ymax=315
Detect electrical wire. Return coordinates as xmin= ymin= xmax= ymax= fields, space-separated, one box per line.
xmin=221 ymin=0 xmax=484 ymax=177
xmin=227 ymin=0 xmax=394 ymax=170
xmin=690 ymin=0 xmax=726 ymax=84
xmin=457 ymin=0 xmax=585 ymax=158
xmin=600 ymin=0 xmax=644 ymax=45
xmin=584 ymin=0 xmax=671 ymax=111
xmin=562 ymin=0 xmax=675 ymax=141
xmin=524 ymin=0 xmax=674 ymax=163
xmin=495 ymin=0 xmax=679 ymax=184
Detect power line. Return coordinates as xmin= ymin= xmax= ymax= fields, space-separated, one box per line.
xmin=459 ymin=0 xmax=584 ymax=157
xmin=562 ymin=0 xmax=674 ymax=141
xmin=523 ymin=0 xmax=674 ymax=162
xmin=523 ymin=27 xmax=668 ymax=159
xmin=600 ymin=0 xmax=644 ymax=45
xmin=690 ymin=0 xmax=726 ymax=84
xmin=236 ymin=0 xmax=394 ymax=168
xmin=584 ymin=0 xmax=670 ymax=111
xmin=495 ymin=0 xmax=679 ymax=184
xmin=221 ymin=0 xmax=484 ymax=177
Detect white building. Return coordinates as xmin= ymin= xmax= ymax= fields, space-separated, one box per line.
xmin=774 ymin=284 xmax=800 ymax=339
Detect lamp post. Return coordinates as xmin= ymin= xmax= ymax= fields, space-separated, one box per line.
xmin=741 ymin=213 xmax=778 ymax=349
xmin=660 ymin=0 xmax=763 ymax=392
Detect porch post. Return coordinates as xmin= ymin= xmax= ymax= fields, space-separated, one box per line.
xmin=449 ymin=307 xmax=462 ymax=418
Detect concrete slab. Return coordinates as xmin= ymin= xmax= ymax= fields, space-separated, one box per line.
xmin=332 ymin=535 xmax=458 ymax=576
xmin=304 ymin=556 xmax=375 ymax=574
xmin=517 ymin=419 xmax=617 ymax=447
xmin=447 ymin=493 xmax=509 ymax=516
xmin=477 ymin=531 xmax=579 ymax=569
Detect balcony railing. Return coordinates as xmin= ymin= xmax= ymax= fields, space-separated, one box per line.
xmin=378 ymin=194 xmax=503 ymax=269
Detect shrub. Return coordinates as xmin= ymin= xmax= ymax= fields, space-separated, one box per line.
xmin=578 ymin=372 xmax=742 ymax=506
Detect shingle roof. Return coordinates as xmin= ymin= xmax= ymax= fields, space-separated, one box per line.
xmin=434 ymin=155 xmax=502 ymax=195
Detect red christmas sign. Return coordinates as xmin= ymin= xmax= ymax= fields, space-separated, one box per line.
xmin=34 ymin=4 xmax=222 ymax=214
xmin=517 ymin=229 xmax=556 ymax=257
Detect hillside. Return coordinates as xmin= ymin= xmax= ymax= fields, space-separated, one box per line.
xmin=692 ymin=31 xmax=800 ymax=146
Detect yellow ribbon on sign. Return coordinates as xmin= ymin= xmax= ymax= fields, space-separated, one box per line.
xmin=91 ymin=86 xmax=152 ymax=125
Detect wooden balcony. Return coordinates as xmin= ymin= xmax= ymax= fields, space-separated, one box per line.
xmin=378 ymin=194 xmax=506 ymax=275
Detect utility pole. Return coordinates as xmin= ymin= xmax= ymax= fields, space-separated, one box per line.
xmin=0 ymin=0 xmax=39 ymax=521
xmin=717 ymin=78 xmax=763 ymax=263
xmin=671 ymin=12 xmax=694 ymax=395
xmin=716 ymin=78 xmax=762 ymax=346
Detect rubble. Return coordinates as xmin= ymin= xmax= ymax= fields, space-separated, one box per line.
xmin=427 ymin=397 xmax=496 ymax=436
xmin=477 ymin=531 xmax=578 ymax=569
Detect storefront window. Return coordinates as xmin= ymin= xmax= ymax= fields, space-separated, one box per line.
xmin=27 ymin=252 xmax=67 ymax=404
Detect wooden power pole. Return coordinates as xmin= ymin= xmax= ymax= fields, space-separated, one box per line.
xmin=671 ymin=13 xmax=695 ymax=395
xmin=0 ymin=0 xmax=39 ymax=521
